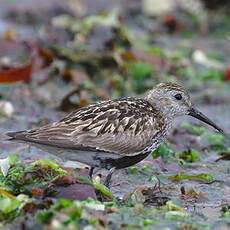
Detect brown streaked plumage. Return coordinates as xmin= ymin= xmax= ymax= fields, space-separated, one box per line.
xmin=6 ymin=82 xmax=224 ymax=187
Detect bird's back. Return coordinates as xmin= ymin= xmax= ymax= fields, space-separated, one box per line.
xmin=7 ymin=97 xmax=168 ymax=156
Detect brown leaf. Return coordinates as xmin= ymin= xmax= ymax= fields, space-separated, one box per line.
xmin=31 ymin=187 xmax=44 ymax=197
xmin=23 ymin=202 xmax=37 ymax=214
xmin=121 ymin=50 xmax=137 ymax=62
xmin=52 ymin=176 xmax=76 ymax=186
xmin=0 ymin=39 xmax=35 ymax=83
xmin=37 ymin=47 xmax=54 ymax=66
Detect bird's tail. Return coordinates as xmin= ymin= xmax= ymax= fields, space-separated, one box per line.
xmin=4 ymin=131 xmax=26 ymax=141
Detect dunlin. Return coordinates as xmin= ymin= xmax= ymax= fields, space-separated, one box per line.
xmin=7 ymin=83 xmax=223 ymax=186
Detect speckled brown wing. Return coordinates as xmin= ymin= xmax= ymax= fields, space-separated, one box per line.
xmin=7 ymin=98 xmax=165 ymax=156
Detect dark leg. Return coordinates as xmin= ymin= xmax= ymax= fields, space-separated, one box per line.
xmin=152 ymin=175 xmax=162 ymax=193
xmin=104 ymin=167 xmax=116 ymax=188
xmin=156 ymin=175 xmax=162 ymax=193
xmin=28 ymin=145 xmax=31 ymax=153
xmin=88 ymin=167 xmax=95 ymax=179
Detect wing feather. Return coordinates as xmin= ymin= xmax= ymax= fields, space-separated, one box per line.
xmin=8 ymin=98 xmax=166 ymax=156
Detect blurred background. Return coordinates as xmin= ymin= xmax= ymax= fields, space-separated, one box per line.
xmin=0 ymin=1 xmax=230 ymax=228
xmin=0 ymin=0 xmax=229 ymax=155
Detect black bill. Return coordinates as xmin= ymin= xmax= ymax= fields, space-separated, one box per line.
xmin=188 ymin=108 xmax=224 ymax=134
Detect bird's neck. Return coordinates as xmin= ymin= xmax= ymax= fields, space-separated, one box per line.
xmin=144 ymin=94 xmax=176 ymax=121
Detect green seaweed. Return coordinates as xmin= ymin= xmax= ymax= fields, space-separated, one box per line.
xmin=176 ymin=149 xmax=200 ymax=162
xmin=93 ymin=179 xmax=113 ymax=199
xmin=169 ymin=173 xmax=214 ymax=183
xmin=181 ymin=122 xmax=205 ymax=136
xmin=128 ymin=62 xmax=153 ymax=81
xmin=0 ymin=156 xmax=66 ymax=194
xmin=206 ymin=133 xmax=226 ymax=151
xmin=0 ymin=193 xmax=29 ymax=222
xmin=36 ymin=198 xmax=106 ymax=228
xmin=221 ymin=205 xmax=230 ymax=218
xmin=127 ymin=165 xmax=151 ymax=175
xmin=152 ymin=143 xmax=175 ymax=161
xmin=127 ymin=61 xmax=154 ymax=93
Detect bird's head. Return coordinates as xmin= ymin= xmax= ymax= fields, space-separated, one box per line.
xmin=146 ymin=82 xmax=224 ymax=134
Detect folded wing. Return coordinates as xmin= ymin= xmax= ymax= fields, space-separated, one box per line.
xmin=7 ymin=98 xmax=164 ymax=156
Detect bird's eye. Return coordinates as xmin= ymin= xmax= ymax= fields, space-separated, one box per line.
xmin=174 ymin=93 xmax=182 ymax=100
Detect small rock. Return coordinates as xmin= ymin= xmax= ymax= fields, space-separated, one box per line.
xmin=56 ymin=183 xmax=97 ymax=200
xmin=0 ymin=101 xmax=14 ymax=117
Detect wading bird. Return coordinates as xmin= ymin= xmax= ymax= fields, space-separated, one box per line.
xmin=7 ymin=83 xmax=224 ymax=187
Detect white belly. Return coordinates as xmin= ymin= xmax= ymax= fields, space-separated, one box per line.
xmin=32 ymin=143 xmax=121 ymax=167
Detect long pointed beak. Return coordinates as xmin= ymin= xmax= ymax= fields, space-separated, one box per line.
xmin=188 ymin=108 xmax=224 ymax=134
